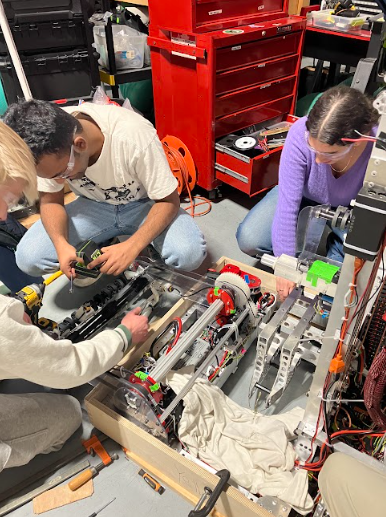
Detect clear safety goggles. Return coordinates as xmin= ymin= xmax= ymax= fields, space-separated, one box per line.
xmin=304 ymin=131 xmax=353 ymax=161
xmin=51 ymin=130 xmax=77 ymax=180
xmin=2 ymin=190 xmax=20 ymax=210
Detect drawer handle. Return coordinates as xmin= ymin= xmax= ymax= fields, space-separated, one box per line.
xmin=149 ymin=36 xmax=206 ymax=60
xmin=188 ymin=470 xmax=230 ymax=517
xmin=216 ymin=163 xmax=249 ymax=184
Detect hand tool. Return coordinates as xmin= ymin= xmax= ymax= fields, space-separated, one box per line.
xmin=14 ymin=270 xmax=63 ymax=324
xmin=69 ymin=271 xmax=74 ymax=294
xmin=87 ymin=497 xmax=116 ymax=517
xmin=0 ymin=460 xmax=90 ymax=517
xmin=138 ymin=469 xmax=165 ymax=494
xmin=68 ymin=453 xmax=119 ymax=491
xmin=0 ymin=433 xmax=108 ymax=506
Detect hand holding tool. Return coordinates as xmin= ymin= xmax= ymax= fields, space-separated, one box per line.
xmin=87 ymin=497 xmax=116 ymax=517
xmin=68 ymin=453 xmax=118 ymax=491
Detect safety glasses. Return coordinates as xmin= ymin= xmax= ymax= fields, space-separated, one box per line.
xmin=304 ymin=131 xmax=353 ymax=161
xmin=2 ymin=190 xmax=20 ymax=210
xmin=51 ymin=130 xmax=77 ymax=180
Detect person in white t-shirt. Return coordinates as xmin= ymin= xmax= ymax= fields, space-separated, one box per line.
xmin=3 ymin=100 xmax=207 ymax=282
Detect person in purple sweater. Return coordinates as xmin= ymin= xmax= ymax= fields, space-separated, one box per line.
xmin=236 ymin=86 xmax=379 ymax=300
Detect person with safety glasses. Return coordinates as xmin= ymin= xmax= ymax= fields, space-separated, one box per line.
xmin=3 ymin=99 xmax=206 ymax=286
xmin=236 ymin=86 xmax=379 ymax=300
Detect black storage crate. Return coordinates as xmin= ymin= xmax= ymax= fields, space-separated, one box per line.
xmin=1 ymin=0 xmax=95 ymax=23
xmin=0 ymin=49 xmax=93 ymax=103
xmin=0 ymin=19 xmax=88 ymax=54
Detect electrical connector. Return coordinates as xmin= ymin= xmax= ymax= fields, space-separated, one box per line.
xmin=329 ymin=353 xmax=345 ymax=374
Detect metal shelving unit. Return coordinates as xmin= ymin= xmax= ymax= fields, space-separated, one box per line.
xmin=100 ymin=0 xmax=151 ymax=97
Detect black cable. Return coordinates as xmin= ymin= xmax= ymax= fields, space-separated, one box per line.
xmin=149 ymin=320 xmax=178 ymax=357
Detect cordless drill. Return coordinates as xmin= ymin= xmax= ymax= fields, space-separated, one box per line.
xmin=14 ymin=271 xmax=63 ymax=326
xmin=14 ymin=282 xmax=46 ymax=325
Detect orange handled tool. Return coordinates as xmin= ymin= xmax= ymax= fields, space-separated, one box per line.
xmin=68 ymin=453 xmax=118 ymax=491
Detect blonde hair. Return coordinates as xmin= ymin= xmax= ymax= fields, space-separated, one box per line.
xmin=0 ymin=121 xmax=37 ymax=204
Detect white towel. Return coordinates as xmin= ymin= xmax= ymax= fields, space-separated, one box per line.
xmin=167 ymin=372 xmax=313 ymax=515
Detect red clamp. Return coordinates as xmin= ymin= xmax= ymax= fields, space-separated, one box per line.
xmin=82 ymin=435 xmax=112 ymax=466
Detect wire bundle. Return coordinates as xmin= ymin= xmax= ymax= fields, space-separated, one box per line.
xmin=162 ymin=136 xmax=212 ymax=217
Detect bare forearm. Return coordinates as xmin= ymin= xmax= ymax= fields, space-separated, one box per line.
xmin=41 ymin=203 xmax=69 ymax=250
xmin=129 ymin=195 xmax=179 ymax=254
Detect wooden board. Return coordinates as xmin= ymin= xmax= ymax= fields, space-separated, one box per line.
xmin=86 ymin=258 xmax=276 ymax=517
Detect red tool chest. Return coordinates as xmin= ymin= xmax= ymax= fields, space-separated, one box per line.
xmin=148 ymin=0 xmax=289 ymax=33
xmin=149 ymin=7 xmax=305 ymax=197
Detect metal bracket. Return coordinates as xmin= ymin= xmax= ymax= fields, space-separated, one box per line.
xmin=266 ymin=297 xmax=317 ymax=406
xmin=249 ymin=288 xmax=302 ymax=398
xmin=257 ymin=496 xmax=291 ymax=517
xmin=351 ymin=57 xmax=377 ymax=93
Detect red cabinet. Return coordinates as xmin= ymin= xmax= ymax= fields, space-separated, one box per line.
xmin=149 ymin=7 xmax=305 ymax=196
xmin=149 ymin=0 xmax=290 ymax=33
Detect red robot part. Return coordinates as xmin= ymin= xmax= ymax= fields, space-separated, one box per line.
xmin=220 ymin=264 xmax=261 ymax=290
xmin=207 ymin=287 xmax=236 ymax=322
xmin=128 ymin=372 xmax=163 ymax=404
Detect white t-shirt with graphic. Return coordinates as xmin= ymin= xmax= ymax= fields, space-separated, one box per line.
xmin=37 ymin=103 xmax=177 ymax=204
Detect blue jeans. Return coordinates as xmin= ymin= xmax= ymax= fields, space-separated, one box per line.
xmin=16 ymin=197 xmax=207 ymax=276
xmin=236 ymin=186 xmax=345 ymax=263
xmin=0 ymin=215 xmax=43 ymax=293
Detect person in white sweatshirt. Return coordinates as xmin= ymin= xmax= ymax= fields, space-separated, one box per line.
xmin=0 ymin=122 xmax=149 ymax=472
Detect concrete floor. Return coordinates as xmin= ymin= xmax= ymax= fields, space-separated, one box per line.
xmin=0 ymin=186 xmax=313 ymax=517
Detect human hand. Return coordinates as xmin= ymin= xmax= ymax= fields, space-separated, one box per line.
xmin=57 ymin=242 xmax=80 ymax=279
xmin=88 ymin=240 xmax=139 ymax=276
xmin=121 ymin=307 xmax=149 ymax=345
xmin=276 ymin=276 xmax=296 ymax=302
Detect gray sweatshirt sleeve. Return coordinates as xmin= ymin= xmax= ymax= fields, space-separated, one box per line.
xmin=0 ymin=297 xmax=132 ymax=389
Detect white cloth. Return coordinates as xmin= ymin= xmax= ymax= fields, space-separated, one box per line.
xmin=37 ymin=103 xmax=177 ymax=204
xmin=0 ymin=295 xmax=130 ymax=388
xmin=168 ymin=372 xmax=313 ymax=515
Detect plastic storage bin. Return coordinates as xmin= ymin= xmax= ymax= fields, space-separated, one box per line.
xmin=93 ymin=25 xmax=145 ymax=70
xmin=311 ymin=9 xmax=365 ymax=32
xmin=0 ymin=18 xmax=87 ymax=54
xmin=1 ymin=0 xmax=95 ymax=23
xmin=0 ymin=49 xmax=93 ymax=104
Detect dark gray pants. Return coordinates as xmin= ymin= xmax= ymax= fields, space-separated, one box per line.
xmin=0 ymin=393 xmax=82 ymax=470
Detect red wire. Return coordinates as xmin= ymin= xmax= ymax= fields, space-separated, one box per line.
xmin=166 ymin=317 xmax=183 ymax=354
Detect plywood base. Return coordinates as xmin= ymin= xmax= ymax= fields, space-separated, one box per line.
xmin=85 ymin=258 xmax=276 ymax=517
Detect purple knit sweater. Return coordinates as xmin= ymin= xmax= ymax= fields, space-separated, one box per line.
xmin=272 ymin=116 xmax=376 ymax=257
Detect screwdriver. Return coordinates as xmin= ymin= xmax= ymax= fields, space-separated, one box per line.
xmin=68 ymin=453 xmax=119 ymax=491
xmin=87 ymin=497 xmax=116 ymax=517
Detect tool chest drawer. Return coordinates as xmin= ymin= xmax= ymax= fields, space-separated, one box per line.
xmin=216 ymin=147 xmax=282 ymax=196
xmin=195 ymin=0 xmax=283 ymax=28
xmin=148 ymin=0 xmax=287 ymax=33
xmin=216 ymin=32 xmax=302 ymax=72
xmin=215 ymin=76 xmax=296 ymax=118
xmin=215 ymin=95 xmax=294 ymax=138
xmin=215 ymin=114 xmax=297 ymax=195
xmin=216 ymin=54 xmax=299 ymax=95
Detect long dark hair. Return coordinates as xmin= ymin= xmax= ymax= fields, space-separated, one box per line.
xmin=306 ymin=86 xmax=379 ymax=146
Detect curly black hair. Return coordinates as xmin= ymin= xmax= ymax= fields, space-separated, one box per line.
xmin=306 ymin=86 xmax=379 ymax=146
xmin=3 ymin=99 xmax=82 ymax=162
